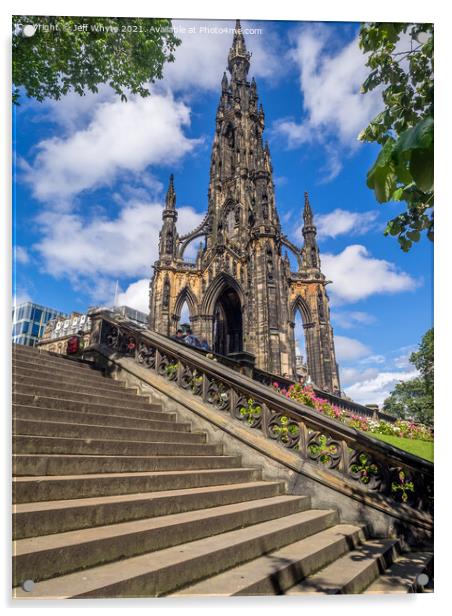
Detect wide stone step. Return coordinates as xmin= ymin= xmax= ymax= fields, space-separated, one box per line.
xmin=365 ymin=552 xmax=433 ymax=593
xmin=14 ymin=343 xmax=92 ymax=360
xmin=12 ymin=370 xmax=132 ymax=394
xmin=13 ymin=418 xmax=205 ymax=445
xmin=13 ymin=480 xmax=291 ymax=539
xmin=172 ymin=523 xmax=366 ymax=596
xmin=13 ymin=452 xmax=239 ymax=476
xmin=14 ymin=383 xmax=153 ymax=407
xmin=13 ymin=494 xmax=311 ymax=585
xmin=13 ymin=508 xmax=337 ymax=596
xmin=13 ymin=400 xmax=169 ymax=422
xmin=286 ymin=539 xmax=401 ymax=594
xmin=13 ymin=405 xmax=189 ymax=433
xmin=13 ymin=391 xmax=159 ymax=413
xmin=13 ymin=467 xmax=261 ymax=503
xmin=13 ymin=358 xmax=109 ymax=382
xmin=13 ymin=350 xmax=98 ymax=372
xmin=13 ymin=435 xmax=221 ymax=459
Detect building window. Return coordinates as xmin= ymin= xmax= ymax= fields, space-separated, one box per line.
xmin=31 ymin=307 xmax=43 ymax=322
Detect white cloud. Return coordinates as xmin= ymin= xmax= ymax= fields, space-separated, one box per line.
xmin=117 ymin=281 xmax=195 ymax=319
xmin=344 ymin=369 xmax=418 ymax=406
xmin=34 ymin=199 xmax=204 ymax=280
xmin=280 ymin=26 xmax=381 ymax=145
xmin=334 ymin=335 xmax=371 ymax=362
xmin=14 ymin=246 xmax=30 ymax=264
xmin=333 ymin=311 xmax=376 ymax=330
xmin=117 ymin=278 xmax=149 ymax=314
xmin=272 ymin=25 xmax=382 ymax=179
xmin=315 ymin=209 xmax=378 ymax=239
xmin=163 ymin=20 xmax=282 ymax=94
xmin=388 ymin=345 xmax=416 ymax=370
xmin=321 ymin=244 xmax=418 ymax=304
xmin=13 ymin=290 xmax=31 ymax=307
xmin=360 ymin=354 xmax=386 ymax=365
xmin=340 ymin=366 xmax=380 ymax=387
xmin=24 ymin=91 xmax=201 ymax=203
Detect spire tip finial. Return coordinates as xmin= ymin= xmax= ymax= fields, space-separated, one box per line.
xmin=303 ymin=192 xmax=314 ymax=226
xmin=165 ymin=174 xmax=176 ymax=211
xmin=228 ymin=18 xmax=251 ymax=79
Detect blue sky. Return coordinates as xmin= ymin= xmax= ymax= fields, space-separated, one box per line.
xmin=12 ymin=18 xmax=433 ymax=405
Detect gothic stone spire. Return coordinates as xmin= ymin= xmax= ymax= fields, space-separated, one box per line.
xmin=159 ymin=174 xmax=178 ymax=259
xmin=228 ymin=20 xmax=251 ymax=82
xmin=301 ymin=192 xmax=320 ymax=270
xmin=149 ymin=24 xmax=340 ymax=394
xmin=164 ymin=173 xmax=177 ymax=217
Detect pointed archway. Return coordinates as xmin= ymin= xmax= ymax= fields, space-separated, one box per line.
xmin=213 ymin=286 xmax=243 ymax=355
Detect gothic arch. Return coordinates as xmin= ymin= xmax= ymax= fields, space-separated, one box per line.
xmin=178 ymin=233 xmax=207 ymax=259
xmin=202 ymin=272 xmax=245 ymax=316
xmin=290 ymin=295 xmax=312 ymax=325
xmin=173 ymin=285 xmax=199 ymax=319
xmin=281 ymin=237 xmax=303 ymax=270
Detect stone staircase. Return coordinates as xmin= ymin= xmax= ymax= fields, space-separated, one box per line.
xmin=12 ymin=344 xmax=432 ymax=598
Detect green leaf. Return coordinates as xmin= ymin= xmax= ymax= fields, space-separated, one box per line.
xmin=399 ymin=237 xmax=412 ymax=252
xmin=407 ymin=230 xmax=421 ymax=242
xmin=387 ymin=220 xmax=401 ymax=236
xmin=409 ymin=147 xmax=434 ymax=192
xmin=391 ymin=187 xmax=405 ymax=201
xmin=367 ymin=139 xmax=399 ymax=202
xmin=393 ymin=116 xmax=433 ymax=158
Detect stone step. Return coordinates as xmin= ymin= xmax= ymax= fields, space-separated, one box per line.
xmin=14 ymin=382 xmax=153 ymax=408
xmin=13 ymin=508 xmax=337 ymax=597
xmin=286 ymin=539 xmax=400 ymax=594
xmin=13 ymin=452 xmax=239 ymax=477
xmin=13 ymin=418 xmax=206 ymax=445
xmin=13 ymin=358 xmax=108 ymax=382
xmin=13 ymin=349 xmax=98 ymax=372
xmin=13 ymin=467 xmax=261 ymax=503
xmin=12 ymin=370 xmax=131 ymax=394
xmin=13 ymin=494 xmax=311 ymax=585
xmin=364 ymin=552 xmax=433 ymax=593
xmin=13 ymin=434 xmax=221 ymax=459
xmin=172 ymin=523 xmax=366 ymax=596
xmin=13 ymin=400 xmax=169 ymax=422
xmin=13 ymin=391 xmax=159 ymax=413
xmin=13 ymin=480 xmax=291 ymax=539
xmin=13 ymin=405 xmax=189 ymax=433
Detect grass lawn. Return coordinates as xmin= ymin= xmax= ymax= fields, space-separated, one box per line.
xmin=367 ymin=432 xmax=434 ymax=462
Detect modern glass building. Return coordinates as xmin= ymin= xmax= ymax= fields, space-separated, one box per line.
xmin=12 ymin=301 xmax=67 ymax=347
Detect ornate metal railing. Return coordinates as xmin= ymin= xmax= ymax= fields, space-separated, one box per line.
xmin=89 ymin=312 xmax=433 ymax=517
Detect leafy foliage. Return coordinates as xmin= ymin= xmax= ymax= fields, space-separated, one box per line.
xmin=12 ymin=16 xmax=181 ymax=104
xmin=239 ymin=398 xmax=262 ymax=425
xmin=383 ymin=328 xmax=433 ymax=425
xmin=272 ymin=381 xmax=433 ymax=439
xmin=410 ymin=326 xmax=433 ymax=394
xmin=358 ymin=23 xmax=433 ymax=251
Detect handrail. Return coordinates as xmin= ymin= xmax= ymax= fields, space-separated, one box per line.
xmin=252 ymin=367 xmax=397 ymax=423
xmin=152 ymin=335 xmax=393 ymax=423
xmin=88 ymin=311 xmax=433 ymax=517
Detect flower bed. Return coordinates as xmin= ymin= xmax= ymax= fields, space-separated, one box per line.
xmin=272 ymin=382 xmax=433 ymax=442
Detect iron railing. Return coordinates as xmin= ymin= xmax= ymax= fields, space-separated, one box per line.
xmin=253 ymin=368 xmax=396 ymax=423
xmin=89 ymin=312 xmax=433 ymax=517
